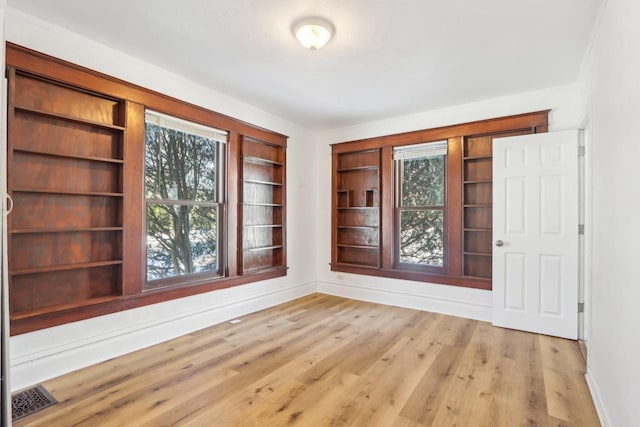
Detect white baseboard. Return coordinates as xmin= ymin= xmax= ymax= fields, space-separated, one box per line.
xmin=10 ymin=280 xmax=316 ymax=391
xmin=317 ymin=279 xmax=491 ymax=322
xmin=585 ymin=368 xmax=611 ymax=427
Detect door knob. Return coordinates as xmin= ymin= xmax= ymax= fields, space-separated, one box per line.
xmin=495 ymin=240 xmax=504 ymax=247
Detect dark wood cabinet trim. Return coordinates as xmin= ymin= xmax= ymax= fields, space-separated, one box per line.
xmin=11 ymin=267 xmax=288 ymax=335
xmin=6 ymin=43 xmax=288 ymax=144
xmin=331 ymin=111 xmax=550 ymax=153
xmin=330 ymin=111 xmax=548 ymax=290
xmin=330 ymin=263 xmax=491 ymax=290
xmin=6 ymin=43 xmax=288 ymax=335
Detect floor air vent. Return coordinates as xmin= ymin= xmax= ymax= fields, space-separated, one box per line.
xmin=12 ymin=384 xmax=57 ymax=421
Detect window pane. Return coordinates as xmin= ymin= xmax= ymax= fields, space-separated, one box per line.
xmin=401 ymin=155 xmax=445 ymax=207
xmin=399 ymin=209 xmax=444 ymax=266
xmin=146 ymin=204 xmax=218 ymax=281
xmin=145 ymin=123 xmax=217 ymax=202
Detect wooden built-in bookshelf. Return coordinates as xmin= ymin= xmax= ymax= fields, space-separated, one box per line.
xmin=7 ymin=70 xmax=125 ymax=319
xmin=332 ymin=149 xmax=381 ymax=268
xmin=241 ymin=138 xmax=286 ymax=273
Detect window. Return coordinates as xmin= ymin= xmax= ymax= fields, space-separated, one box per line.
xmin=394 ymin=141 xmax=447 ymax=269
xmin=144 ymin=111 xmax=227 ymax=287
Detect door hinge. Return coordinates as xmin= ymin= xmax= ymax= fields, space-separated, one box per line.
xmin=578 ymin=302 xmax=585 ymax=313
xmin=578 ymin=146 xmax=586 ymax=157
xmin=578 ymin=224 xmax=585 ymax=235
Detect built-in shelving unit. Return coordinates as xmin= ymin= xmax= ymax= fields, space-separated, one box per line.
xmin=241 ymin=139 xmax=286 ymax=273
xmin=7 ymin=70 xmax=125 ymax=319
xmin=332 ymin=149 xmax=381 ymax=268
xmin=462 ymin=135 xmax=494 ymax=280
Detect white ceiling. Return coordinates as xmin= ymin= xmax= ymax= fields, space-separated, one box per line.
xmin=8 ymin=0 xmax=602 ymax=130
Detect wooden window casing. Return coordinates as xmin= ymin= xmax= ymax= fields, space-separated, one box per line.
xmin=331 ymin=111 xmax=549 ymax=290
xmin=6 ymin=43 xmax=287 ymax=335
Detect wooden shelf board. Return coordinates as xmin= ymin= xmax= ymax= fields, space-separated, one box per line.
xmin=336 ymin=207 xmax=378 ymax=210
xmin=13 ymin=188 xmax=123 ymax=197
xmin=463 ymin=155 xmax=492 ymax=160
xmin=244 ymin=203 xmax=283 ymax=207
xmin=464 ymin=252 xmax=492 ymax=257
xmin=11 ymin=227 xmax=123 ymax=234
xmin=337 ymin=166 xmax=379 ymax=172
xmin=244 ymin=179 xmax=283 ymax=186
xmin=10 ymin=295 xmax=121 ymax=321
xmin=244 ymin=245 xmax=283 ymax=252
xmin=13 ymin=148 xmax=124 ymax=164
xmin=243 ymin=265 xmax=287 ymax=274
xmin=462 ymin=274 xmax=492 ymax=281
xmin=464 ymin=228 xmax=492 ymax=232
xmin=244 ymin=156 xmax=283 ymax=166
xmin=10 ymin=260 xmax=123 ymax=276
xmin=463 ymin=180 xmax=492 ymax=184
xmin=337 ymin=244 xmax=379 ymax=250
xmin=14 ymin=104 xmax=126 ymax=131
xmin=331 ymin=262 xmax=379 ymax=270
xmin=463 ymin=204 xmax=492 ymax=207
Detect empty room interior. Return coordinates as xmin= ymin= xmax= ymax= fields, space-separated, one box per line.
xmin=0 ymin=0 xmax=638 ymax=426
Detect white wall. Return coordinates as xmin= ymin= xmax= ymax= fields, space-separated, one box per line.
xmin=5 ymin=9 xmax=318 ymax=391
xmin=314 ymin=85 xmax=581 ymax=321
xmin=577 ymin=0 xmax=640 ymax=425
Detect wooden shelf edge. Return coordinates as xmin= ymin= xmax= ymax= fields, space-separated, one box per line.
xmin=244 ymin=179 xmax=283 ymax=186
xmin=14 ymin=104 xmax=126 ymax=131
xmin=463 ymin=180 xmax=492 ymax=184
xmin=243 ymin=156 xmax=283 ymax=166
xmin=337 ymin=244 xmax=379 ymax=250
xmin=464 ymin=252 xmax=492 ymax=257
xmin=11 ymin=227 xmax=123 ymax=234
xmin=244 ymin=245 xmax=283 ymax=252
xmin=10 ymin=295 xmax=121 ymax=321
xmin=10 ymin=260 xmax=123 ymax=276
xmin=330 ymin=262 xmax=380 ymax=270
xmin=13 ymin=147 xmax=124 ymax=164
xmin=244 ymin=203 xmax=283 ymax=207
xmin=463 ymin=155 xmax=492 ymax=160
xmin=14 ymin=188 xmax=123 ymax=197
xmin=337 ymin=166 xmax=379 ymax=172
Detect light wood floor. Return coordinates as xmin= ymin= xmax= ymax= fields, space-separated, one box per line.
xmin=15 ymin=294 xmax=600 ymax=426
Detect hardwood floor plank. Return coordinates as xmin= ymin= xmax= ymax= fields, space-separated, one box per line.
xmin=13 ymin=295 xmax=601 ymax=427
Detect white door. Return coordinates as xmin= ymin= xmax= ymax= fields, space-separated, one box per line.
xmin=492 ymin=130 xmax=579 ymax=339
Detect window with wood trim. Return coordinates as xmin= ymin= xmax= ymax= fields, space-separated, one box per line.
xmin=394 ymin=141 xmax=447 ymax=270
xmin=5 ymin=43 xmax=287 ymax=335
xmin=144 ymin=111 xmax=226 ymax=288
xmin=331 ymin=112 xmax=549 ymax=290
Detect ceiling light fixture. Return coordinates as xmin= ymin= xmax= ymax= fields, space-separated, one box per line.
xmin=294 ymin=17 xmax=334 ymax=50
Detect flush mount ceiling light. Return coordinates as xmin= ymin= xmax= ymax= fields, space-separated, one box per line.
xmin=294 ymin=17 xmax=334 ymax=50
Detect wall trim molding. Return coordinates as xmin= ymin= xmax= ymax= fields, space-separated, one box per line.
xmin=317 ymin=279 xmax=491 ymax=322
xmin=10 ymin=280 xmax=316 ymax=391
xmin=585 ymin=368 xmax=611 ymax=427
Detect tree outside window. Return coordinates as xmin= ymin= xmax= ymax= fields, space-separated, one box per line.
xmin=144 ymin=112 xmax=226 ymax=286
xmin=395 ymin=142 xmax=447 ymax=268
